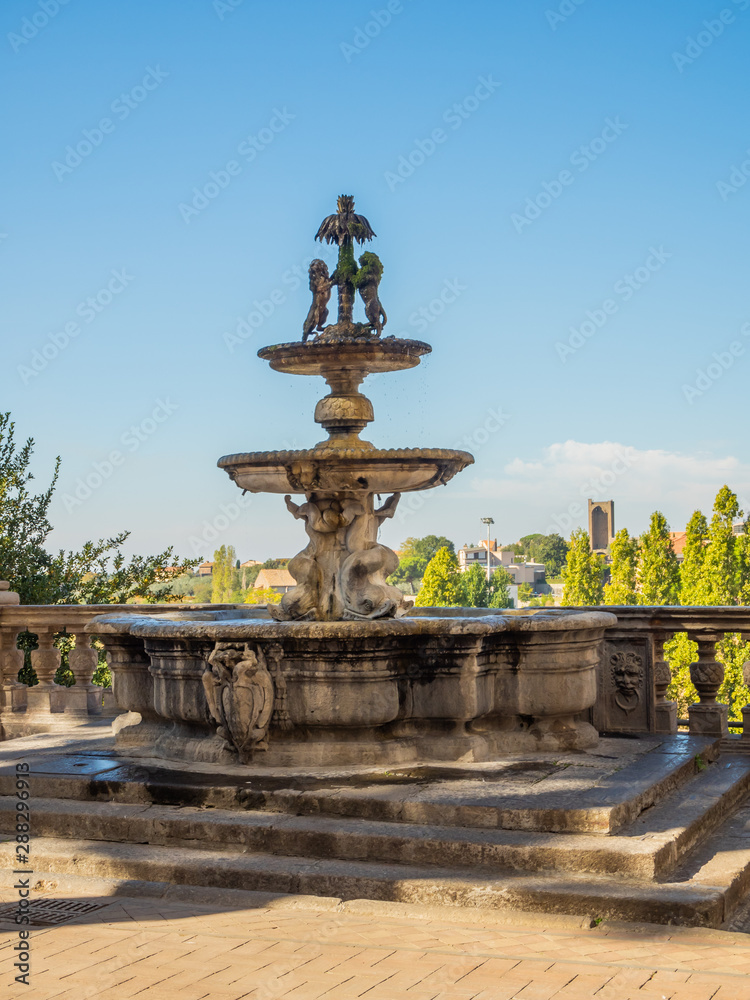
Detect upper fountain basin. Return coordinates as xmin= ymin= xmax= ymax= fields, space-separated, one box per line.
xmin=217 ymin=446 xmax=474 ymax=495
xmin=257 ymin=337 xmax=431 ymax=377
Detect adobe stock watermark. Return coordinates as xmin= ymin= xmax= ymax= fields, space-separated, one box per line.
xmin=178 ymin=108 xmax=295 ymax=223
xmin=682 ymin=321 xmax=750 ymax=404
xmin=17 ymin=269 xmax=134 ymax=384
xmin=546 ymin=0 xmax=590 ymax=30
xmin=716 ymin=145 xmax=750 ymax=200
xmin=213 ymin=0 xmax=245 ymax=20
xmin=396 ymin=406 xmax=511 ymax=525
xmin=511 ymin=117 xmax=628 ymax=234
xmin=52 ymin=67 xmax=169 ymax=181
xmin=222 ymin=248 xmax=337 ymax=353
xmin=7 ymin=0 xmax=71 ymax=53
xmin=554 ymin=246 xmax=671 ymax=363
xmin=672 ymin=0 xmax=749 ymax=72
xmin=384 ymin=75 xmax=500 ymax=192
xmin=545 ymin=449 xmax=637 ymax=536
xmin=340 ymin=0 xmax=413 ymax=62
xmin=188 ymin=493 xmax=253 ymax=557
xmin=389 ymin=278 xmax=467 ymax=337
xmin=61 ymin=398 xmax=179 ymax=512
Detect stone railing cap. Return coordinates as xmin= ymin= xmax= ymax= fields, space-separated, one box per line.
xmin=0 ymin=582 xmax=20 ymax=605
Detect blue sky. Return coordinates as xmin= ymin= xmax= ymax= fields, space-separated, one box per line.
xmin=3 ymin=0 xmax=750 ymax=563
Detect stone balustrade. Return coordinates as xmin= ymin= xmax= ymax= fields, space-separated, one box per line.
xmin=0 ymin=586 xmax=238 ymax=739
xmin=574 ymin=605 xmax=750 ymax=740
xmin=1 ymin=592 xmax=749 ymax=745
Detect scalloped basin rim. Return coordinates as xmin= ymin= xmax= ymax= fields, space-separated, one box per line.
xmin=217 ymin=447 xmax=474 ymax=466
xmin=216 ymin=447 xmax=474 ymax=495
xmin=87 ymin=608 xmax=618 ymax=638
xmin=257 ymin=339 xmax=432 ymax=376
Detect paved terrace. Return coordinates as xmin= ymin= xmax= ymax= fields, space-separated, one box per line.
xmin=2 ymin=875 xmax=750 ymax=1000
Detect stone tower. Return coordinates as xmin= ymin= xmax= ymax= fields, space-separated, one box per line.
xmin=588 ymin=500 xmax=615 ymax=553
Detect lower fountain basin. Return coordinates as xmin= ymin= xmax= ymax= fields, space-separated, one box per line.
xmin=90 ymin=607 xmax=617 ymax=766
xmin=217 ymin=447 xmax=474 ymax=495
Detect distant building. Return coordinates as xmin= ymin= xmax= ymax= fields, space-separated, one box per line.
xmin=669 ymin=531 xmax=688 ymax=562
xmin=457 ymin=541 xmax=546 ymax=588
xmin=254 ymin=568 xmax=296 ymax=595
xmin=669 ymin=523 xmax=745 ymax=562
xmin=588 ymin=500 xmax=615 ymax=553
xmin=197 ymin=561 xmax=214 ymax=577
xmin=240 ymin=559 xmax=262 ymax=569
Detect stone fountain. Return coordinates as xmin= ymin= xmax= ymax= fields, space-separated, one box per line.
xmin=91 ymin=196 xmax=615 ymax=766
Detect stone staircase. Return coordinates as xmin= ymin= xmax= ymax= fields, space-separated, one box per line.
xmin=2 ymin=732 xmax=750 ymax=928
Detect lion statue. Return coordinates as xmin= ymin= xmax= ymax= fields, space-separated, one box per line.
xmin=302 ymin=259 xmax=333 ymax=341
xmin=355 ymin=251 xmax=387 ymax=336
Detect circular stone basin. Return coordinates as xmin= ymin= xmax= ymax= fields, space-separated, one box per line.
xmin=217 ymin=446 xmax=474 ymax=495
xmin=257 ymin=338 xmax=431 ymax=376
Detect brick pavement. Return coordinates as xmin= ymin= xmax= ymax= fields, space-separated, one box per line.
xmin=2 ymin=884 xmax=750 ymax=1000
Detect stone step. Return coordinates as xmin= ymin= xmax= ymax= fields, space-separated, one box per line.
xmin=3 ymin=757 xmax=749 ymax=881
xmin=0 ymin=835 xmax=735 ymax=928
xmin=0 ymin=733 xmax=723 ymax=834
xmin=666 ymin=795 xmax=750 ymax=925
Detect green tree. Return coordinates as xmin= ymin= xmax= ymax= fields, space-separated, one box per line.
xmin=414 ymin=547 xmax=467 ymax=607
xmin=738 ymin=529 xmax=750 ymax=605
xmin=702 ymin=486 xmax=743 ymax=605
xmin=488 ymin=567 xmax=513 ymax=608
xmin=245 ymin=586 xmax=282 ymax=605
xmin=561 ymin=529 xmax=604 ymax=605
xmin=518 ymin=533 xmax=544 ymax=558
xmin=463 ymin=562 xmax=489 ymax=607
xmin=211 ymin=545 xmax=239 ymax=603
xmin=665 ymin=632 xmax=699 ymax=719
xmin=240 ymin=564 xmax=261 ymax=589
xmin=517 ymin=582 xmax=534 ymax=603
xmin=604 ymin=528 xmax=639 ymax=605
xmin=0 ymin=413 xmax=196 ymax=604
xmin=389 ymin=535 xmax=455 ymax=591
xmin=637 ymin=512 xmax=680 ymax=605
xmin=533 ymin=534 xmax=569 ymax=579
xmin=680 ymin=510 xmax=709 ymax=606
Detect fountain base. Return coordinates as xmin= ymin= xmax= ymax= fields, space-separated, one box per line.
xmin=90 ymin=608 xmax=615 ymax=767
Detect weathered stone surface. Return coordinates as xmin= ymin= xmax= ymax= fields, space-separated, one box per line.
xmin=3 ymin=729 xmax=750 ymax=928
xmin=89 ymin=608 xmax=615 ymax=764
xmin=0 ymin=835 xmax=728 ymax=927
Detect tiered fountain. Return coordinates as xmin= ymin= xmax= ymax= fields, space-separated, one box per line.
xmin=92 ymin=196 xmax=615 ymax=766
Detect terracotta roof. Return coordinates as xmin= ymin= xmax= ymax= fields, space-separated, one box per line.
xmin=254 ymin=568 xmax=295 ymax=588
xmin=669 ymin=531 xmax=688 ymax=557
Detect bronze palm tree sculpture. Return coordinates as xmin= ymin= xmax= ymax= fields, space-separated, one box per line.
xmin=315 ymin=195 xmax=376 ymax=328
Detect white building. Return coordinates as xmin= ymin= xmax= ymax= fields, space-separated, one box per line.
xmin=457 ymin=541 xmax=546 ymax=589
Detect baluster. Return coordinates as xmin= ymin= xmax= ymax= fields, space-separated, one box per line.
xmin=0 ymin=626 xmax=26 ymax=712
xmin=653 ymin=631 xmax=677 ymax=734
xmin=687 ymin=632 xmax=728 ymax=737
xmin=740 ymin=655 xmax=750 ymax=749
xmin=68 ymin=631 xmax=100 ymax=716
xmin=26 ymin=628 xmax=62 ymax=715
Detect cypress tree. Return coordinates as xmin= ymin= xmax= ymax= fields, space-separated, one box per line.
xmin=637 ymin=512 xmax=680 ymax=605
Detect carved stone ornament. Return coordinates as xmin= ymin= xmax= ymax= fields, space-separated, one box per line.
xmin=610 ymin=650 xmax=645 ymax=714
xmin=270 ymin=491 xmax=405 ymax=622
xmin=202 ymin=642 xmax=275 ymax=755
